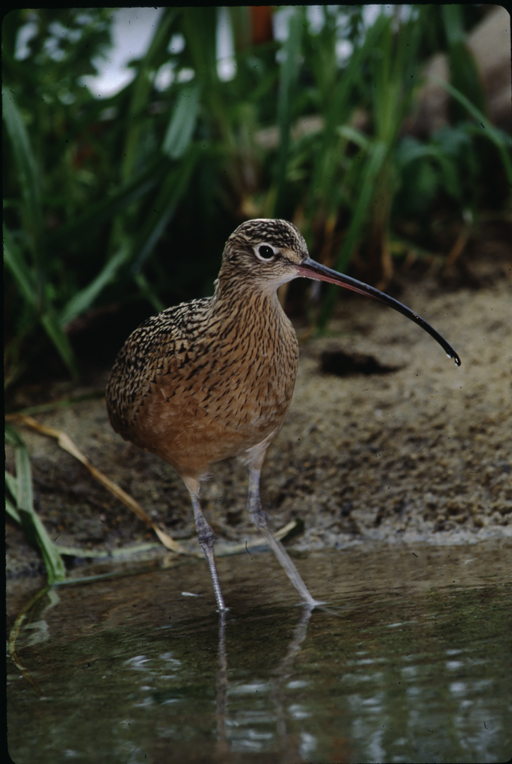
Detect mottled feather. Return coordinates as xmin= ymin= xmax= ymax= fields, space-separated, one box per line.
xmin=106 ymin=220 xmax=305 ymax=479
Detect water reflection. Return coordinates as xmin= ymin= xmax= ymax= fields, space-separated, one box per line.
xmin=214 ymin=604 xmax=314 ymax=760
xmin=7 ymin=544 xmax=512 ymax=763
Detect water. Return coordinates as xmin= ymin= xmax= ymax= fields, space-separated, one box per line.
xmin=7 ymin=542 xmax=512 ymax=763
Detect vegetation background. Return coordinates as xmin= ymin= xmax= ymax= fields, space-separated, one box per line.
xmin=4 ymin=5 xmax=511 ymax=391
xmin=4 ymin=6 xmax=511 ymax=582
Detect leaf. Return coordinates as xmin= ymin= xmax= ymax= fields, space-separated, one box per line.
xmin=7 ymin=424 xmax=66 ymax=584
xmin=3 ymin=225 xmax=37 ymax=307
xmin=5 ymin=467 xmax=18 ymax=497
xmin=5 ymin=495 xmax=21 ymax=525
xmin=133 ymin=272 xmax=165 ymax=313
xmin=4 ymin=227 xmax=77 ymax=377
xmin=130 ymin=148 xmax=199 ymax=272
xmin=39 ymin=312 xmax=78 ymax=377
xmin=432 ymin=77 xmax=512 ymax=187
xmin=2 ymin=87 xmax=42 ymax=236
xmin=120 ymin=7 xmax=179 ymax=183
xmin=271 ymin=7 xmax=303 ymax=216
xmin=60 ymin=241 xmax=132 ymax=326
xmin=304 ymin=14 xmax=388 ymax=222
xmin=318 ymin=141 xmax=388 ymax=328
xmin=162 ymin=85 xmax=201 ymax=159
xmin=336 ymin=125 xmax=371 ymax=152
xmin=46 ymin=160 xmax=164 ymax=249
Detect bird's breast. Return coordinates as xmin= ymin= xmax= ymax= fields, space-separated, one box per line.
xmin=108 ymin=291 xmax=300 ymax=477
xmin=175 ymin=297 xmax=299 ymax=441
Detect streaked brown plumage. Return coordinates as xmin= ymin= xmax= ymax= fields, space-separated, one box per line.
xmin=107 ymin=218 xmax=460 ymax=611
xmin=107 ymin=281 xmax=298 ymax=478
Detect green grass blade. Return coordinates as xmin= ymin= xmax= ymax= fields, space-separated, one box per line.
xmin=133 ymin=272 xmax=165 ymax=313
xmin=3 ymin=225 xmax=37 ymax=306
xmin=5 ymin=424 xmax=23 ymax=447
xmin=181 ymin=8 xmax=226 ymax=136
xmin=5 ymin=467 xmax=21 ymax=523
xmin=46 ymin=160 xmax=164 ymax=249
xmin=27 ymin=509 xmax=67 ymax=584
xmin=5 ymin=467 xmax=19 ymax=500
xmin=8 ymin=425 xmax=66 ymax=584
xmin=336 ymin=141 xmax=389 ymax=268
xmin=336 ymin=125 xmax=371 ymax=152
xmin=441 ymin=5 xmax=486 ymax=118
xmin=162 ymin=84 xmax=201 ymax=159
xmin=318 ymin=141 xmax=388 ymax=329
xmin=271 ymin=8 xmax=303 ymax=216
xmin=5 ymin=495 xmax=21 ymax=524
xmin=131 ymin=149 xmax=199 ymax=271
xmin=432 ymin=77 xmax=512 ymax=187
xmin=121 ymin=7 xmax=179 ymax=183
xmin=39 ymin=312 xmax=78 ymax=377
xmin=306 ymin=15 xmax=386 ymax=220
xmin=5 ymin=225 xmax=77 ymax=376
xmin=13 ymin=436 xmax=33 ymax=515
xmin=2 ymin=87 xmax=42 ymax=236
xmin=60 ymin=241 xmax=132 ymax=326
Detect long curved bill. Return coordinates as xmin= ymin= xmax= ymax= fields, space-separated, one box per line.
xmin=295 ymin=257 xmax=461 ymax=366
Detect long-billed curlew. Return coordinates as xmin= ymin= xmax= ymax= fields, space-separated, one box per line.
xmin=106 ymin=219 xmax=460 ymax=611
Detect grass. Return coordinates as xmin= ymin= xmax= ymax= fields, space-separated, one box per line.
xmin=5 ymin=424 xmax=66 ymax=584
xmin=4 ymin=6 xmax=510 ymax=388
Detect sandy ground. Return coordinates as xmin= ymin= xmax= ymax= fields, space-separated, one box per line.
xmin=6 ymin=260 xmax=512 ymax=579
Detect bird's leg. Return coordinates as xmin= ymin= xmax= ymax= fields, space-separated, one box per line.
xmin=247 ymin=466 xmax=321 ymax=608
xmin=183 ymin=477 xmax=227 ymax=612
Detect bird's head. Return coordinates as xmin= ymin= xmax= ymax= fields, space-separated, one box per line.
xmin=220 ymin=218 xmax=310 ymax=289
xmin=217 ymin=218 xmax=461 ymax=366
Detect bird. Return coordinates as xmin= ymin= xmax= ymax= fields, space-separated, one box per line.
xmin=106 ymin=218 xmax=460 ymax=611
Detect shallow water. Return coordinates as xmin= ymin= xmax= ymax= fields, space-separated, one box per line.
xmin=7 ymin=541 xmax=512 ymax=763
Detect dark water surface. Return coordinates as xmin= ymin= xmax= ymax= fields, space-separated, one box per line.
xmin=7 ymin=541 xmax=512 ymax=763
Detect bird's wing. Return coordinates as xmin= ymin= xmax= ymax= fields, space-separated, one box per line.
xmin=106 ymin=297 xmax=212 ymax=441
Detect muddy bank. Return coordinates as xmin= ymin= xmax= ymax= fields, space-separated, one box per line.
xmin=6 ymin=270 xmax=512 ymax=579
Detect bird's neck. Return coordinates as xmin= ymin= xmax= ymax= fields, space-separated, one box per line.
xmin=207 ymin=273 xmax=298 ymax=376
xmin=210 ymin=274 xmax=293 ymax=346
xmin=213 ymin=273 xmax=283 ymax=315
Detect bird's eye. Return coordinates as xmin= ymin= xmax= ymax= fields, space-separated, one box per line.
xmin=255 ymin=244 xmax=276 ymax=261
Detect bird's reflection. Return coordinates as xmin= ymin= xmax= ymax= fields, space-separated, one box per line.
xmin=271 ymin=605 xmax=313 ymax=743
xmin=214 ymin=604 xmax=315 ymax=757
xmin=215 ymin=608 xmax=229 ymax=757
